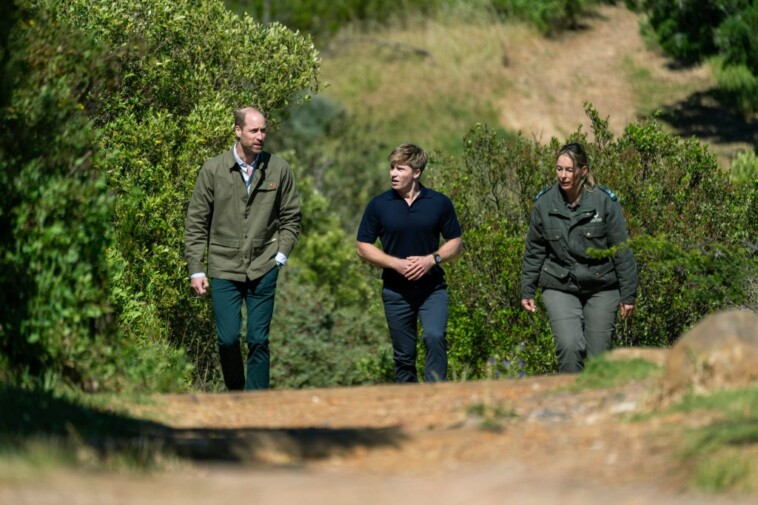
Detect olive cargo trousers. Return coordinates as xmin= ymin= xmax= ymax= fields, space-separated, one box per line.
xmin=542 ymin=288 xmax=620 ymax=373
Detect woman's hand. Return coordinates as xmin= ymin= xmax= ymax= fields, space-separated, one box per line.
xmin=521 ymin=299 xmax=537 ymax=313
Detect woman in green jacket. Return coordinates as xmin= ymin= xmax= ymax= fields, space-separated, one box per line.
xmin=520 ymin=143 xmax=637 ymax=373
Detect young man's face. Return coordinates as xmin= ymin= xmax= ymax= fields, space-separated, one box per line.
xmin=390 ymin=163 xmax=420 ymax=193
xmin=235 ymin=110 xmax=267 ymax=155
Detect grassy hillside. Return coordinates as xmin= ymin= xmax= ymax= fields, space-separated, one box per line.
xmin=313 ymin=4 xmax=752 ymax=169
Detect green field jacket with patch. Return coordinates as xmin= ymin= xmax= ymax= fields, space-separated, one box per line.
xmin=184 ymin=149 xmax=301 ymax=282
xmin=520 ymin=184 xmax=637 ymax=305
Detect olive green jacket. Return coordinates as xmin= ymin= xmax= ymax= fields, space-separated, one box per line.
xmin=184 ymin=149 xmax=301 ymax=282
xmin=520 ymin=184 xmax=637 ymax=304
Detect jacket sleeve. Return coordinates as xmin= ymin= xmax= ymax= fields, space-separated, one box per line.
xmin=184 ymin=164 xmax=214 ymax=277
xmin=520 ymin=207 xmax=546 ymax=299
xmin=606 ymin=199 xmax=637 ymax=304
xmin=275 ymin=163 xmax=301 ymax=257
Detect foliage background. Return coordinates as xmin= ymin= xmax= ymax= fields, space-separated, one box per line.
xmin=0 ymin=0 xmax=756 ymax=393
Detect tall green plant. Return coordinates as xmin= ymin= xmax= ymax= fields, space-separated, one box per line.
xmin=264 ymin=154 xmax=392 ymax=388
xmin=0 ymin=0 xmax=117 ymax=389
xmin=37 ymin=0 xmax=320 ymax=390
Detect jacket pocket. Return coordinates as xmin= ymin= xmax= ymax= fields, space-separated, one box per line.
xmin=578 ymin=223 xmax=608 ymax=250
xmin=538 ymin=259 xmax=572 ymax=292
xmin=211 ymin=236 xmax=241 ymax=249
xmin=252 ymin=182 xmax=277 ymax=205
xmin=541 ymin=260 xmax=570 ymax=280
xmin=544 ymin=227 xmax=565 ymax=257
xmin=580 ymin=223 xmax=607 ymax=239
xmin=251 ymin=236 xmax=278 ymax=256
xmin=544 ymin=227 xmax=563 ymax=242
xmin=575 ymin=261 xmax=617 ymax=291
xmin=209 ymin=236 xmax=241 ymax=263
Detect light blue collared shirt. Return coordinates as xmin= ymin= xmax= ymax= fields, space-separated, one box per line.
xmin=233 ymin=143 xmax=259 ymax=194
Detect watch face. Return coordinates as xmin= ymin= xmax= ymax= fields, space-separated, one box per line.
xmin=434 ymin=254 xmax=442 ymax=264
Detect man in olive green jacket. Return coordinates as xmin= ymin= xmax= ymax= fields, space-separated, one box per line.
xmin=185 ymin=107 xmax=301 ymax=391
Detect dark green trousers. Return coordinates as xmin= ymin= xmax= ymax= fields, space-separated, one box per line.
xmin=542 ymin=288 xmax=620 ymax=373
xmin=211 ymin=266 xmax=279 ymax=390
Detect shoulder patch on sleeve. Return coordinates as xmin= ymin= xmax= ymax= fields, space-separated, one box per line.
xmin=534 ymin=186 xmax=551 ymax=201
xmin=598 ymin=185 xmax=618 ymax=201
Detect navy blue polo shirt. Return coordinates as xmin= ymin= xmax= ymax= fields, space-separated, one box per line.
xmin=357 ymin=184 xmax=462 ymax=290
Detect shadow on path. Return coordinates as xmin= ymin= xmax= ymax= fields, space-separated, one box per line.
xmin=0 ymin=386 xmax=404 ymax=465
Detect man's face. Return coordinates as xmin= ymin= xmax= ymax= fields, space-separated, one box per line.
xmin=235 ymin=110 xmax=267 ymax=154
xmin=390 ymin=162 xmax=420 ymax=193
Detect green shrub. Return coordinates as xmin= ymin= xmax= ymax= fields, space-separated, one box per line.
xmin=642 ymin=0 xmax=724 ymax=64
xmin=0 ymin=1 xmax=119 ymax=390
xmin=270 ymin=277 xmax=392 ymax=388
xmin=50 ymin=0 xmax=321 ymax=390
xmin=729 ymin=149 xmax=758 ymax=185
xmin=715 ymin=2 xmax=758 ymax=75
xmin=268 ymin=155 xmax=392 ymax=388
xmin=714 ymin=61 xmax=758 ymax=115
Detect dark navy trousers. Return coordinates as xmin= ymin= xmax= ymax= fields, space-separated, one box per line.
xmin=381 ymin=285 xmax=448 ymax=383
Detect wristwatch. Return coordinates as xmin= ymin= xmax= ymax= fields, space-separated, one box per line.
xmin=433 ymin=253 xmax=442 ymax=265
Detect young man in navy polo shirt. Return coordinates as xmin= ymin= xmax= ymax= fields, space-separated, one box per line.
xmin=356 ymin=144 xmax=462 ymax=383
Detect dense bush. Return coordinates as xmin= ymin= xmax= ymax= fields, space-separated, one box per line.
xmin=635 ymin=0 xmax=758 ymax=114
xmin=0 ymin=0 xmax=321 ymax=392
xmin=716 ymin=2 xmax=758 ymax=74
xmin=268 ymin=154 xmax=392 ymax=388
xmin=713 ymin=59 xmax=758 ymax=115
xmin=0 ymin=0 xmax=192 ymax=391
xmin=268 ymin=95 xmax=389 ymax=231
xmin=430 ymin=104 xmax=757 ymax=379
xmin=0 ymin=1 xmax=112 ymax=389
xmin=227 ymin=0 xmax=611 ymax=41
xmin=729 ymin=149 xmax=758 ymax=185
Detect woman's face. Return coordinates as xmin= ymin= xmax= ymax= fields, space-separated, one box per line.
xmin=555 ymin=153 xmax=587 ymax=196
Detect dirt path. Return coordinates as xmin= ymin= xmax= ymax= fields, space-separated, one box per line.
xmin=2 ymin=363 xmax=755 ymax=504
xmin=498 ymin=4 xmax=712 ymax=142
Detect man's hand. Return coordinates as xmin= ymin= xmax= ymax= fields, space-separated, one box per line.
xmin=403 ymin=255 xmax=435 ymax=281
xmin=191 ymin=275 xmax=209 ymax=296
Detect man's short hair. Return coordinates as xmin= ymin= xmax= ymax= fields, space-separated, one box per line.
xmin=388 ymin=143 xmax=428 ymax=172
xmin=234 ymin=106 xmax=265 ymax=129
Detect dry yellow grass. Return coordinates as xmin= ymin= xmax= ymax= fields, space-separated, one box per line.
xmin=319 ymin=14 xmax=521 ymax=152
xmin=317 ymin=4 xmax=748 ymax=166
